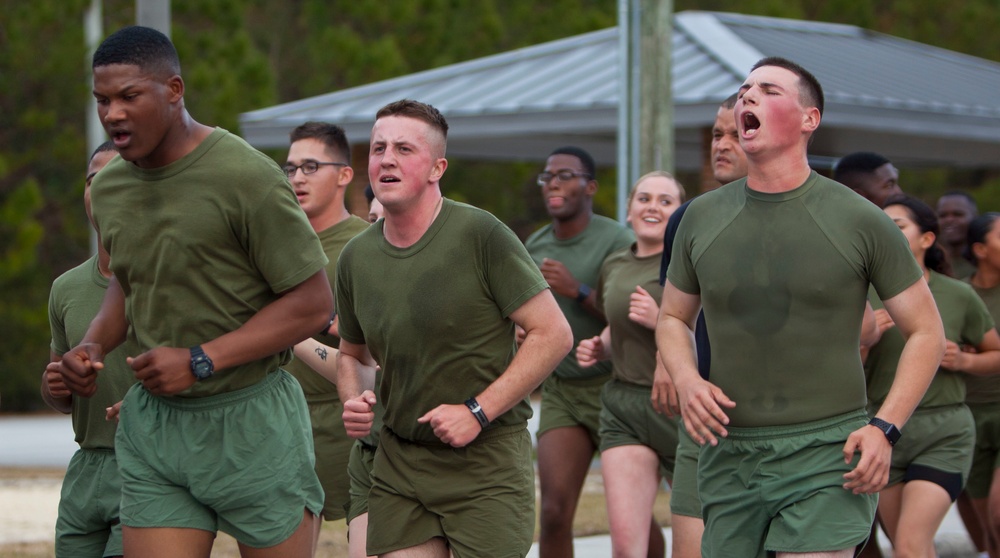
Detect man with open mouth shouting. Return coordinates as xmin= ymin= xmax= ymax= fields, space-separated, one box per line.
xmin=657 ymin=57 xmax=946 ymax=558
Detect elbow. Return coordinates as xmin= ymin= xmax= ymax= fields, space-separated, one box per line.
xmin=555 ymin=317 xmax=574 ymax=361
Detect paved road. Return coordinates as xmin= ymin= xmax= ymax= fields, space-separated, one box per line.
xmin=0 ymin=414 xmax=76 ymax=468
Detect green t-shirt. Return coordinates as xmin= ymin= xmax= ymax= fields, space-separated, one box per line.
xmin=91 ymin=128 xmax=328 ymax=398
xmin=867 ymin=271 xmax=994 ymax=408
xmin=597 ymin=245 xmax=663 ymax=386
xmin=286 ymin=215 xmax=369 ymax=401
xmin=49 ymin=255 xmax=136 ymax=450
xmin=667 ymin=172 xmax=922 ymax=427
xmin=953 ymin=257 xmax=977 ymax=281
xmin=525 ymin=214 xmax=634 ymax=380
xmin=965 ymin=280 xmax=1000 ymax=404
xmin=337 ymin=199 xmax=548 ymax=444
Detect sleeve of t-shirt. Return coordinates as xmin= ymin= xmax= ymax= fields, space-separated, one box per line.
xmin=335 ymin=244 xmax=364 ymax=346
xmin=485 ymin=222 xmax=549 ymax=319
xmin=246 ymin=183 xmax=329 ymax=294
xmin=961 ymin=286 xmax=996 ymax=346
xmin=48 ymin=284 xmax=68 ymax=355
xmin=665 ymin=208 xmax=701 ymax=296
xmin=864 ymin=211 xmax=924 ymax=301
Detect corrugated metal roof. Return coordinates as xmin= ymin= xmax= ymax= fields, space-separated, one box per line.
xmin=240 ymin=10 xmax=1000 ymax=169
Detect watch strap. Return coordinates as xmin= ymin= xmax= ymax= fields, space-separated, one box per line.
xmin=575 ymin=283 xmax=592 ymax=303
xmin=868 ymin=417 xmax=901 ymax=445
xmin=464 ymin=397 xmax=490 ymax=430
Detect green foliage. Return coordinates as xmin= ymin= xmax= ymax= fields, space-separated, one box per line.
xmin=2 ymin=0 xmax=1000 ymax=410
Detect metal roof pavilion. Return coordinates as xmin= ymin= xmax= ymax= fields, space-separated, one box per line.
xmin=239 ymin=10 xmax=1000 ymax=171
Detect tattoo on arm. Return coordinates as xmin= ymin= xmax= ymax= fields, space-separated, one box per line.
xmin=315 ymin=347 xmax=328 ymax=361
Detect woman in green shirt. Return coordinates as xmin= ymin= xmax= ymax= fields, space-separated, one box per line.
xmin=962 ymin=212 xmax=1000 ymax=557
xmin=867 ymin=196 xmax=1000 ymax=558
xmin=576 ymin=171 xmax=684 ymax=558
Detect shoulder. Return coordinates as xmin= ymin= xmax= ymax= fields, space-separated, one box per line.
xmin=525 ymin=222 xmax=554 ymax=246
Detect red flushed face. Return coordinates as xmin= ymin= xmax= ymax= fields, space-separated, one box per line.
xmin=734 ymin=65 xmax=815 ymax=158
xmin=367 ymin=115 xmax=446 ymax=211
xmin=93 ymin=63 xmax=181 ymax=169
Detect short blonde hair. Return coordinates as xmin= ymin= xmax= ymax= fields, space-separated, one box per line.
xmin=628 ymin=171 xmax=686 ymax=206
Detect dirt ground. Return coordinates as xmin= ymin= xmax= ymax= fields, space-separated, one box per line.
xmin=0 ymin=466 xmax=670 ymax=557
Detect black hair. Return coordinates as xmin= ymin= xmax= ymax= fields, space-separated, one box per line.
xmin=883 ymin=194 xmax=951 ymax=276
xmin=751 ymin=57 xmax=824 ymax=116
xmin=92 ymin=26 xmax=180 ymax=78
xmin=290 ymin=122 xmax=351 ymax=163
xmin=720 ymin=93 xmax=738 ymax=110
xmin=548 ymin=146 xmax=596 ymax=179
xmin=833 ymin=151 xmax=892 ymax=190
xmin=364 ymin=184 xmax=375 ymax=204
xmin=939 ymin=190 xmax=979 ymax=213
xmin=90 ymin=140 xmax=116 ymax=162
xmin=965 ymin=212 xmax=1000 ymax=265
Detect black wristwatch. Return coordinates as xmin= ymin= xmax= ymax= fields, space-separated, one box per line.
xmin=868 ymin=417 xmax=901 ymax=446
xmin=189 ymin=345 xmax=214 ymax=381
xmin=575 ymin=283 xmax=592 ymax=303
xmin=464 ymin=397 xmax=490 ymax=430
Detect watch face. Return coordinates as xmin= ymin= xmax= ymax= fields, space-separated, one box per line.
xmin=191 ymin=355 xmax=213 ymax=380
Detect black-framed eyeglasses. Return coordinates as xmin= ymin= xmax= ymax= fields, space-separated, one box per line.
xmin=536 ymin=170 xmax=591 ymax=187
xmin=283 ymin=161 xmax=348 ymax=178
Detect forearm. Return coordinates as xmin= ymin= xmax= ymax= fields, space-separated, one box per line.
xmin=203 ymin=270 xmax=332 ymax=371
xmin=655 ymin=313 xmax=700 ymax=389
xmin=40 ymin=374 xmax=72 ymax=414
xmin=336 ymin=341 xmax=376 ymax=401
xmin=81 ymin=277 xmax=128 ymax=353
xmin=293 ymin=339 xmax=339 ymax=384
xmin=957 ymin=350 xmax=1000 ymax=376
xmin=478 ymin=325 xmax=571 ymax=423
xmin=876 ymin=329 xmax=946 ymax=426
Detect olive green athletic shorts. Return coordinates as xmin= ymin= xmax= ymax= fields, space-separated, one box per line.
xmin=307 ymin=395 xmax=351 ymax=520
xmin=885 ymin=403 xmax=973 ymax=500
xmin=669 ymin=423 xmax=701 ymax=519
xmin=55 ymin=449 xmax=123 ymax=557
xmin=967 ymin=402 xmax=1000 ymax=498
xmin=699 ymin=410 xmax=876 ymax=557
xmin=367 ymin=425 xmax=535 ymax=558
xmin=346 ymin=439 xmax=377 ymax=523
xmin=115 ymin=370 xmax=324 ymax=548
xmin=537 ymin=373 xmax=609 ymax=446
xmin=598 ymin=379 xmax=678 ymax=482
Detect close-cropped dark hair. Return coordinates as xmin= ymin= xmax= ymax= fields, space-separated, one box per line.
xmin=833 ymin=152 xmax=891 ymax=182
xmin=965 ymin=212 xmax=1000 ymax=265
xmin=90 ymin=140 xmax=116 ymax=163
xmin=751 ymin=56 xmax=824 ymax=116
xmin=884 ymin=194 xmax=951 ymax=276
xmin=549 ymin=146 xmax=596 ymax=179
xmin=940 ymin=190 xmax=979 ymax=213
xmin=720 ymin=92 xmax=739 ymax=110
xmin=92 ymin=25 xmax=180 ymax=78
xmin=376 ymin=99 xmax=449 ymax=139
xmin=290 ymin=122 xmax=351 ymax=163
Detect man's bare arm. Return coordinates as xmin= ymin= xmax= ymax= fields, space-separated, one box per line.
xmin=41 ymin=351 xmax=72 ymax=414
xmin=656 ymin=280 xmax=735 ymax=446
xmin=59 ymin=276 xmax=128 ymax=396
xmin=418 ymin=289 xmax=573 ymax=447
xmin=127 ymin=269 xmax=333 ymax=396
xmin=337 ymin=338 xmax=378 ymax=439
xmin=293 ymin=338 xmax=339 ymax=385
xmin=478 ymin=289 xmax=572 ymax=420
xmin=843 ymin=279 xmax=945 ymax=494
